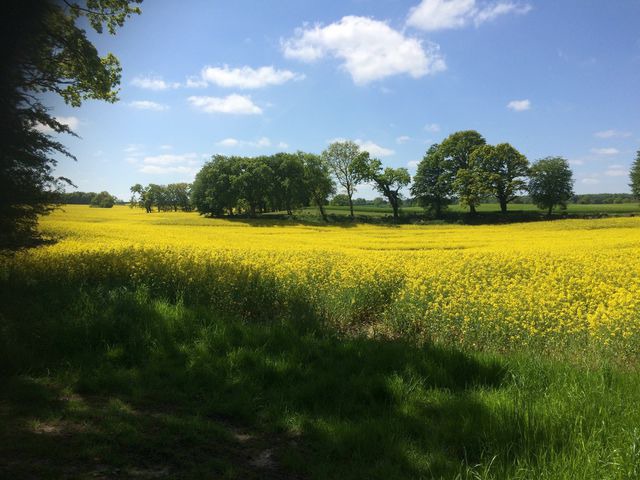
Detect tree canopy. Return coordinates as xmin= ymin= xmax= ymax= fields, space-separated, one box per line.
xmin=321 ymin=141 xmax=368 ymax=219
xmin=528 ymin=157 xmax=574 ymax=216
xmin=0 ymin=0 xmax=141 ymax=246
xmin=630 ymin=150 xmax=640 ymax=201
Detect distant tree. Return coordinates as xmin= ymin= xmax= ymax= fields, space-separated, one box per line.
xmin=322 ymin=141 xmax=368 ymax=218
xmin=272 ymin=153 xmax=308 ymax=215
xmin=237 ymin=158 xmax=274 ymax=216
xmin=90 ymin=191 xmax=116 ymax=208
xmin=471 ymin=143 xmax=529 ymax=213
xmin=0 ymin=0 xmax=141 ymax=246
xmin=439 ymin=131 xmax=487 ymax=214
xmin=630 ymin=150 xmax=640 ymax=202
xmin=191 ymin=155 xmax=241 ymax=216
xmin=528 ymin=157 xmax=574 ymax=216
xmin=372 ymin=197 xmax=388 ymax=207
xmin=411 ymin=143 xmax=454 ymax=217
xmin=166 ymin=183 xmax=191 ymax=211
xmin=302 ymin=153 xmax=335 ymax=221
xmin=353 ymin=156 xmax=411 ymax=220
xmin=330 ymin=194 xmax=351 ymax=206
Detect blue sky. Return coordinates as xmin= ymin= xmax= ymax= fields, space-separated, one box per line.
xmin=42 ymin=0 xmax=640 ymax=199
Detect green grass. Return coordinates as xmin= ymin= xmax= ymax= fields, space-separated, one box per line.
xmin=2 ymin=275 xmax=640 ymax=479
xmin=285 ymin=202 xmax=640 ymax=220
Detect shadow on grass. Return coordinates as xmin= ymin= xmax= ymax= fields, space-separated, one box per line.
xmin=0 ymin=284 xmax=578 ymax=479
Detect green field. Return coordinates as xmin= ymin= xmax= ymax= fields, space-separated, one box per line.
xmin=288 ymin=202 xmax=640 ymax=219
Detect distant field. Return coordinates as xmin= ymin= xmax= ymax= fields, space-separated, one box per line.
xmin=293 ymin=202 xmax=640 ymax=218
xmin=2 ymin=205 xmax=640 ymax=479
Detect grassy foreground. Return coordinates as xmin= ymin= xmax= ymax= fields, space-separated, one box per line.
xmin=2 ymin=284 xmax=640 ymax=479
xmin=1 ymin=206 xmax=640 ymax=478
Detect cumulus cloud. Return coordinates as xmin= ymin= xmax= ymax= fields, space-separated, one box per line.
xmin=216 ymin=138 xmax=240 ymax=147
xmin=424 ymin=123 xmax=441 ymax=132
xmin=356 ymin=140 xmax=395 ymax=157
xmin=507 ymin=99 xmax=531 ymax=111
xmin=407 ymin=160 xmax=420 ymax=168
xmin=568 ymin=159 xmax=584 ymax=166
xmin=591 ymin=147 xmax=619 ymax=156
xmin=594 ymin=129 xmax=632 ymax=139
xmin=215 ymin=137 xmax=286 ymax=149
xmin=187 ymin=94 xmax=262 ymax=115
xmin=605 ymin=165 xmax=628 ymax=177
xmin=139 ymin=152 xmax=200 ymax=175
xmin=282 ymin=16 xmax=446 ymax=85
xmin=407 ymin=0 xmax=531 ymax=31
xmin=581 ymin=178 xmax=600 ymax=185
xmin=129 ymin=100 xmax=169 ymax=111
xmin=191 ymin=65 xmax=304 ymax=89
xmin=35 ymin=115 xmax=80 ymax=133
xmin=396 ymin=135 xmax=411 ymax=144
xmin=131 ymin=75 xmax=180 ymax=90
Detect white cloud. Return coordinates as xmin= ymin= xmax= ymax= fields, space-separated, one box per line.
xmin=256 ymin=137 xmax=271 ymax=147
xmin=215 ymin=137 xmax=285 ymax=149
xmin=396 ymin=135 xmax=411 ymax=144
xmin=591 ymin=147 xmax=619 ymax=156
xmin=407 ymin=160 xmax=420 ymax=168
xmin=605 ymin=166 xmax=628 ymax=177
xmin=507 ymin=99 xmax=531 ymax=111
xmin=138 ymin=152 xmax=200 ymax=175
xmin=569 ymin=159 xmax=584 ymax=166
xmin=129 ymin=100 xmax=169 ymax=111
xmin=195 ymin=65 xmax=304 ymax=89
xmin=594 ymin=129 xmax=632 ymax=139
xmin=216 ymin=138 xmax=240 ymax=147
xmin=187 ymin=94 xmax=262 ymax=115
xmin=356 ymin=140 xmax=395 ymax=157
xmin=142 ymin=153 xmax=199 ymax=166
xmin=139 ymin=165 xmax=198 ymax=174
xmin=282 ymin=16 xmax=446 ymax=85
xmin=160 ymin=145 xmax=173 ymax=150
xmin=131 ymin=75 xmax=179 ymax=90
xmin=35 ymin=115 xmax=80 ymax=133
xmin=407 ymin=0 xmax=531 ymax=32
xmin=581 ymin=178 xmax=600 ymax=185
xmin=424 ymin=123 xmax=441 ymax=133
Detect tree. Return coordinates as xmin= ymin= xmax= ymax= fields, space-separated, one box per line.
xmin=528 ymin=157 xmax=574 ymax=216
xmin=322 ymin=141 xmax=368 ymax=219
xmin=191 ymin=156 xmax=241 ymax=216
xmin=302 ymin=153 xmax=335 ymax=221
xmin=439 ymin=130 xmax=486 ymax=214
xmin=630 ymin=150 xmax=640 ymax=202
xmin=0 ymin=0 xmax=141 ymax=246
xmin=471 ymin=143 xmax=529 ymax=213
xmin=90 ymin=191 xmax=116 ymax=208
xmin=353 ymin=156 xmax=410 ymax=221
xmin=166 ymin=183 xmax=191 ymax=211
xmin=411 ymin=144 xmax=454 ymax=217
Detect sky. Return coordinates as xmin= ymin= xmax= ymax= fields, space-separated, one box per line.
xmin=40 ymin=0 xmax=640 ymax=200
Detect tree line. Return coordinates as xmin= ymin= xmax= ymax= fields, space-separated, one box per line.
xmin=412 ymin=130 xmax=575 ymax=216
xmin=129 ymin=183 xmax=192 ymax=213
xmin=131 ymin=135 xmax=640 ymax=221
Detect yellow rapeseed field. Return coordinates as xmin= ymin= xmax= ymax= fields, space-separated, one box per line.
xmin=7 ymin=205 xmax=640 ymax=357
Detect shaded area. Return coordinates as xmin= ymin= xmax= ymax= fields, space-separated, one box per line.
xmin=2 ymin=280 xmax=640 ymax=479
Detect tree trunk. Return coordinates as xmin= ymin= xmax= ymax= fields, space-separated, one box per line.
xmin=319 ymin=203 xmax=327 ymax=221
xmin=500 ymin=198 xmax=507 ymax=214
xmin=547 ymin=205 xmax=553 ymax=217
xmin=391 ymin=198 xmax=399 ymax=222
xmin=469 ymin=204 xmax=476 ymax=215
xmin=348 ymin=195 xmax=354 ymax=219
